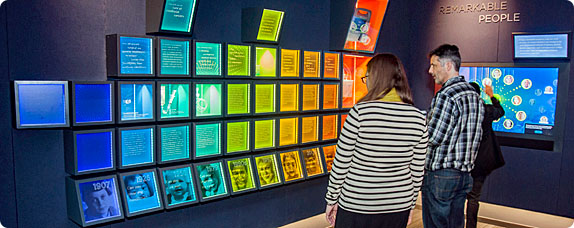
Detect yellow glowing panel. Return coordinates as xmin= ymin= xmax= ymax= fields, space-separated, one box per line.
xmin=301 ymin=84 xmax=319 ymax=111
xmin=322 ymin=115 xmax=338 ymax=140
xmin=279 ymin=84 xmax=299 ymax=112
xmin=301 ymin=116 xmax=318 ymax=144
xmin=280 ymin=49 xmax=300 ymax=77
xmin=303 ymin=51 xmax=320 ymax=78
xmin=280 ymin=150 xmax=303 ymax=182
xmin=323 ymin=84 xmax=339 ymax=110
xmin=279 ymin=117 xmax=298 ymax=146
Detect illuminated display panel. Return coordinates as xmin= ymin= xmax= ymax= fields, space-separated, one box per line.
xmin=160 ymin=0 xmax=197 ymax=33
xmin=159 ymin=38 xmax=190 ymax=76
xmin=158 ymin=82 xmax=190 ymax=120
xmin=253 ymin=119 xmax=276 ymax=150
xmin=321 ymin=144 xmax=336 ymax=172
xmin=303 ymin=51 xmax=321 ymax=78
xmin=341 ymin=114 xmax=348 ymax=132
xmin=159 ymin=165 xmax=198 ymax=209
xmin=72 ymin=82 xmax=113 ymax=126
xmin=119 ymin=169 xmax=163 ymax=216
xmin=254 ymin=83 xmax=276 ymax=114
xmin=227 ymin=44 xmax=251 ymax=77
xmin=254 ymin=153 xmax=282 ymax=188
xmin=460 ymin=66 xmax=559 ymax=135
xmin=278 ymin=117 xmax=299 ymax=147
xmin=118 ymin=126 xmax=155 ymax=169
xmin=118 ymin=36 xmax=154 ymax=76
xmin=255 ymin=46 xmax=277 ymax=77
xmin=280 ymin=49 xmax=300 ymax=78
xmin=194 ymin=41 xmax=222 ymax=77
xmin=301 ymin=83 xmax=320 ymax=111
xmin=257 ymin=9 xmax=284 ymax=42
xmin=14 ymin=81 xmax=69 ymax=129
xmin=194 ymin=82 xmax=223 ymax=118
xmin=158 ymin=124 xmax=190 ymax=163
xmin=279 ymin=150 xmax=304 ymax=183
xmin=193 ymin=122 xmax=222 ymax=159
xmin=68 ymin=129 xmax=115 ymax=175
xmin=225 ymin=121 xmax=251 ymax=154
xmin=322 ymin=115 xmax=339 ymax=141
xmin=225 ymin=157 xmax=257 ymax=194
xmin=514 ymin=33 xmax=570 ymax=59
xmin=193 ymin=161 xmax=229 ymax=202
xmin=323 ymin=52 xmax=341 ymax=79
xmin=301 ymin=147 xmax=325 ymax=178
xmin=226 ymin=83 xmax=251 ymax=116
xmin=279 ymin=83 xmax=299 ymax=112
xmin=118 ymin=82 xmax=155 ymax=123
xmin=323 ymin=83 xmax=340 ymax=110
xmin=342 ymin=54 xmax=371 ymax=108
xmin=301 ymin=116 xmax=319 ymax=144
xmin=67 ymin=176 xmax=123 ymax=226
xmin=343 ymin=0 xmax=389 ymax=53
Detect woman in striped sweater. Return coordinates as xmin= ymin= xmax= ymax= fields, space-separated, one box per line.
xmin=325 ymin=54 xmax=428 ymax=228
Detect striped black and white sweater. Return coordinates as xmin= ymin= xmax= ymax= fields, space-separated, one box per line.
xmin=325 ymin=101 xmax=428 ymax=214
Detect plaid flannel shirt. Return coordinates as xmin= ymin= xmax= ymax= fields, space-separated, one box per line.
xmin=426 ymin=76 xmax=484 ymax=172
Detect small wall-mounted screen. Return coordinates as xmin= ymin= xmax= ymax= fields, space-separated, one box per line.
xmin=195 ymin=42 xmax=222 ymax=76
xmin=227 ymin=44 xmax=251 ymax=76
xmin=253 ymin=119 xmax=275 ymax=150
xmin=161 ymin=166 xmax=197 ymax=207
xmin=160 ymin=0 xmax=197 ymax=33
xmin=195 ymin=83 xmax=223 ymax=117
xmin=121 ymin=171 xmax=162 ymax=215
xmin=194 ymin=123 xmax=222 ymax=158
xmin=160 ymin=39 xmax=190 ymax=75
xmin=78 ymin=177 xmax=122 ymax=224
xmin=279 ymin=150 xmax=303 ymax=182
xmin=257 ymin=9 xmax=284 ymax=42
xmin=301 ymin=147 xmax=324 ymax=177
xmin=159 ymin=83 xmax=190 ymax=119
xmin=195 ymin=161 xmax=228 ymax=200
xmin=226 ymin=121 xmax=250 ymax=154
xmin=303 ymin=51 xmax=321 ymax=78
xmin=119 ymin=36 xmax=154 ymax=75
xmin=120 ymin=127 xmax=155 ymax=167
xmin=14 ymin=81 xmax=69 ymax=128
xmin=254 ymin=84 xmax=276 ymax=114
xmin=255 ymin=47 xmax=277 ymax=77
xmin=301 ymin=116 xmax=319 ymax=144
xmin=120 ymin=83 xmax=154 ymax=122
xmin=280 ymin=49 xmax=300 ymax=77
xmin=254 ymin=154 xmax=281 ymax=187
xmin=279 ymin=117 xmax=298 ymax=146
xmin=301 ymin=84 xmax=319 ymax=111
xmin=74 ymin=83 xmax=113 ymax=125
xmin=323 ymin=83 xmax=340 ymax=110
xmin=324 ymin=52 xmax=340 ymax=79
xmin=322 ymin=115 xmax=339 ymax=141
xmin=226 ymin=158 xmax=257 ymax=193
xmin=279 ymin=84 xmax=299 ymax=112
xmin=514 ymin=33 xmax=569 ymax=59
xmin=227 ymin=83 xmax=251 ymax=115
xmin=76 ymin=130 xmax=114 ymax=173
xmin=159 ymin=125 xmax=190 ymax=162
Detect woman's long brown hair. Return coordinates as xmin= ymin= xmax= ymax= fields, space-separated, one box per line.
xmin=357 ymin=54 xmax=414 ymax=105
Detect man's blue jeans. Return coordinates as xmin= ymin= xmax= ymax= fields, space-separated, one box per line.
xmin=422 ymin=169 xmax=473 ymax=228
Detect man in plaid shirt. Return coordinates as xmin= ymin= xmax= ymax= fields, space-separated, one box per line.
xmin=422 ymin=44 xmax=485 ymax=228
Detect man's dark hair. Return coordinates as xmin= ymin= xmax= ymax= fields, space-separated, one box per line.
xmin=429 ymin=44 xmax=461 ymax=72
xmin=469 ymin=82 xmax=481 ymax=94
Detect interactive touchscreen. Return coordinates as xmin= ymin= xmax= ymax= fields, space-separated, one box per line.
xmin=254 ymin=154 xmax=281 ymax=187
xmin=301 ymin=116 xmax=319 ymax=144
xmin=194 ymin=83 xmax=222 ymax=117
xmin=280 ymin=49 xmax=300 ymax=77
xmin=195 ymin=42 xmax=222 ymax=76
xmin=194 ymin=122 xmax=222 ymax=158
xmin=343 ymin=0 xmax=389 ymax=53
xmin=161 ymin=166 xmax=197 ymax=208
xmin=514 ymin=33 xmax=569 ymax=59
xmin=342 ymin=54 xmax=371 ymax=108
xmin=324 ymin=52 xmax=340 ymax=79
xmin=301 ymin=84 xmax=320 ymax=111
xmin=159 ymin=83 xmax=190 ymax=119
xmin=257 ymin=9 xmax=284 ymax=42
xmin=119 ymin=82 xmax=154 ymax=122
xmin=226 ymin=157 xmax=257 ymax=193
xmin=226 ymin=121 xmax=250 ymax=154
xmin=254 ymin=83 xmax=276 ymax=114
xmin=323 ymin=83 xmax=340 ymax=110
xmin=119 ymin=36 xmax=154 ymax=75
xmin=255 ymin=47 xmax=277 ymax=77
xmin=195 ymin=161 xmax=229 ymax=201
xmin=77 ymin=177 xmax=123 ymax=225
xmin=303 ymin=51 xmax=321 ymax=78
xmin=253 ymin=119 xmax=276 ymax=150
xmin=278 ymin=117 xmax=298 ymax=147
xmin=460 ymin=66 xmax=558 ymax=135
xmin=159 ymin=125 xmax=190 ymax=163
xmin=14 ymin=81 xmax=69 ymax=128
xmin=121 ymin=170 xmax=163 ymax=216
xmin=160 ymin=0 xmax=197 ymax=33
xmin=73 ymin=130 xmax=114 ymax=174
xmin=159 ymin=39 xmax=190 ymax=75
xmin=119 ymin=127 xmax=155 ymax=168
xmin=73 ymin=82 xmax=113 ymax=125
xmin=279 ymin=83 xmax=299 ymax=112
xmin=227 ymin=44 xmax=251 ymax=76
xmin=322 ymin=115 xmax=339 ymax=141
xmin=279 ymin=150 xmax=303 ymax=182
xmin=227 ymin=83 xmax=251 ymax=115
xmin=302 ymin=147 xmax=324 ymax=177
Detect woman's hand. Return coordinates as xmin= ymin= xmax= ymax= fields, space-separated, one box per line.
xmin=325 ymin=204 xmax=338 ymax=226
xmin=407 ymin=209 xmax=414 ymax=225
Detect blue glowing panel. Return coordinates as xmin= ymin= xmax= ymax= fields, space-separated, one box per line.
xmin=120 ymin=83 xmax=154 ymax=122
xmin=461 ymin=67 xmax=558 ymax=135
xmin=15 ymin=81 xmax=69 ymax=128
xmin=76 ymin=131 xmax=114 ymax=173
xmin=78 ymin=177 xmax=123 ymax=224
xmin=121 ymin=171 xmax=162 ymax=215
xmin=160 ymin=125 xmax=190 ymax=162
xmin=119 ymin=37 xmax=154 ymax=75
xmin=514 ymin=34 xmax=569 ymax=58
xmin=74 ymin=83 xmax=113 ymax=124
xmin=120 ymin=127 xmax=155 ymax=167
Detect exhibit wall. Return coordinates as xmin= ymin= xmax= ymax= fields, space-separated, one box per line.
xmin=407 ymin=0 xmax=574 ymax=218
xmin=0 ymin=0 xmax=414 ymax=227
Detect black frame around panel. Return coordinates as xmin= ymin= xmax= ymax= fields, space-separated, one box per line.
xmin=66 ymin=175 xmax=124 ymax=227
xmin=157 ymin=164 xmax=200 ymax=209
xmin=225 ymin=43 xmax=253 ymax=78
xmin=252 ymin=152 xmax=284 ymax=189
xmin=320 ymin=113 xmax=339 ymax=142
xmin=224 ymin=81 xmax=252 ymax=117
xmin=224 ymin=156 xmax=259 ymax=195
xmin=106 ymin=34 xmax=156 ymax=77
xmin=299 ymin=115 xmax=320 ymax=145
xmin=193 ymin=160 xmax=230 ymax=202
xmin=117 ymin=125 xmax=157 ymax=169
xmin=277 ymin=81 xmax=300 ymax=114
xmin=252 ymin=45 xmax=279 ymax=79
xmin=322 ymin=51 xmax=342 ymax=80
xmin=251 ymin=118 xmax=277 ymax=152
xmin=156 ymin=81 xmax=192 ymax=121
xmin=192 ymin=80 xmax=225 ymax=119
xmin=320 ymin=143 xmax=337 ymax=173
xmin=65 ymin=128 xmax=116 ymax=176
xmin=252 ymin=81 xmax=277 ymax=115
xmin=156 ymin=37 xmax=192 ymax=77
xmin=71 ymin=81 xmax=115 ymax=126
xmin=301 ymin=50 xmax=322 ymax=79
xmin=118 ymin=169 xmax=164 ymax=217
xmin=13 ymin=80 xmax=70 ymax=129
xmin=192 ymin=40 xmax=224 ymax=78
xmin=223 ymin=119 xmax=252 ymax=155
xmin=278 ymin=47 xmax=301 ymax=79
xmin=116 ymin=81 xmax=156 ymax=124
xmin=156 ymin=123 xmax=192 ymax=164
xmin=192 ymin=121 xmax=223 ymax=160
xmin=321 ymin=81 xmax=341 ymax=111
xmin=276 ymin=116 xmax=300 ymax=148
xmin=299 ymin=81 xmax=322 ymax=113
xmin=277 ymin=149 xmax=305 ymax=184
xmin=300 ymin=146 xmax=327 ymax=178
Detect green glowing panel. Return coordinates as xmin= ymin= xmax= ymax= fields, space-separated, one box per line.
xmin=254 ymin=120 xmax=275 ymax=150
xmin=227 ymin=84 xmax=250 ymax=115
xmin=159 ymin=83 xmax=190 ymax=119
xmin=255 ymin=84 xmax=276 ymax=114
xmin=194 ymin=123 xmax=221 ymax=158
xmin=255 ymin=47 xmax=276 ymax=77
xmin=227 ymin=157 xmax=256 ymax=193
xmin=227 ymin=44 xmax=251 ymax=76
xmin=226 ymin=121 xmax=250 ymax=153
xmin=160 ymin=0 xmax=197 ymax=33
xmin=195 ymin=42 xmax=222 ymax=76
xmin=257 ymin=9 xmax=284 ymax=42
xmin=195 ymin=83 xmax=222 ymax=117
xmin=160 ymin=125 xmax=190 ymax=162
xmin=160 ymin=39 xmax=190 ymax=75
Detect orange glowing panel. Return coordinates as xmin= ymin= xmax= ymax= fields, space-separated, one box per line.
xmin=279 ymin=83 xmax=299 ymax=112
xmin=342 ymin=54 xmax=371 ymax=108
xmin=301 ymin=116 xmax=319 ymax=144
xmin=343 ymin=0 xmax=389 ymax=53
xmin=321 ymin=144 xmax=336 ymax=172
xmin=303 ymin=51 xmax=321 ymax=78
xmin=340 ymin=114 xmax=348 ymax=132
xmin=322 ymin=115 xmax=338 ymax=141
xmin=323 ymin=52 xmax=340 ymax=79
xmin=280 ymin=49 xmax=300 ymax=77
xmin=323 ymin=83 xmax=339 ymax=110
xmin=278 ymin=117 xmax=298 ymax=146
xmin=301 ymin=84 xmax=320 ymax=111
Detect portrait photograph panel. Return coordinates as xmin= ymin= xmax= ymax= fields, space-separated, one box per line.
xmin=225 ymin=157 xmax=257 ymax=194
xmin=279 ymin=150 xmax=304 ymax=183
xmin=194 ymin=161 xmax=229 ymax=201
xmin=120 ymin=170 xmax=163 ymax=216
xmin=254 ymin=153 xmax=283 ymax=188
xmin=301 ymin=147 xmax=325 ymax=178
xmin=78 ymin=177 xmax=123 ymax=225
xmin=160 ymin=165 xmax=198 ymax=209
